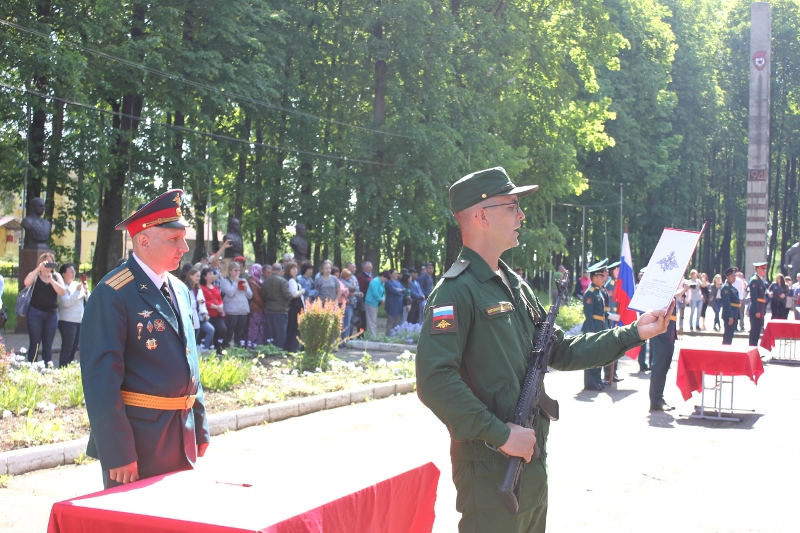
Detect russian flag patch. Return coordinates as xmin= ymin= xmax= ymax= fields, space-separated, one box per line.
xmin=431 ymin=304 xmax=457 ymax=334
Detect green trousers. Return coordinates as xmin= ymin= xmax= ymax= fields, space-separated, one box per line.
xmin=452 ymin=455 xmax=548 ymax=533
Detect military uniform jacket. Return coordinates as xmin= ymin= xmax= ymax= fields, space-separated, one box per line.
xmin=80 ymin=257 xmax=209 ymax=476
xmin=581 ymin=285 xmax=607 ymax=333
xmin=720 ymin=282 xmax=740 ymax=321
xmin=748 ymin=274 xmax=767 ymax=317
xmin=415 ymin=247 xmax=643 ymax=456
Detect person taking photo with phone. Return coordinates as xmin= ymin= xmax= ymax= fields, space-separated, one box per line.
xmin=22 ymin=252 xmax=66 ymax=364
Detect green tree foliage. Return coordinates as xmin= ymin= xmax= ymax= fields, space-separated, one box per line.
xmin=1 ymin=0 xmax=799 ymax=285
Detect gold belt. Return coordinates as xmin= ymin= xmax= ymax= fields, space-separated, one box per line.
xmin=757 ymin=298 xmax=766 ymax=303
xmin=121 ymin=391 xmax=196 ymax=410
xmin=731 ymin=303 xmax=741 ymax=308
xmin=593 ymin=315 xmax=605 ymax=321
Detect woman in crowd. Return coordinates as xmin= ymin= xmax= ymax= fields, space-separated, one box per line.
xmin=340 ymin=268 xmax=360 ymax=338
xmin=686 ymin=269 xmax=704 ymax=331
xmin=57 ymin=263 xmax=89 ymax=367
xmin=297 ymin=262 xmax=318 ymax=304
xmin=332 ymin=266 xmax=350 ymax=336
xmin=284 ymin=262 xmax=305 ymax=352
xmin=246 ymin=264 xmax=267 ymax=346
xmin=699 ymin=272 xmax=711 ymax=331
xmin=23 ymin=252 xmax=66 ymax=364
xmin=185 ymin=268 xmax=214 ymax=352
xmin=220 ymin=261 xmax=253 ymax=348
xmin=709 ymin=274 xmax=723 ymax=331
xmin=768 ymin=274 xmax=791 ymax=320
xmin=200 ymin=267 xmax=227 ymax=353
xmin=315 ymin=261 xmax=340 ymax=304
xmin=384 ymin=268 xmax=405 ymax=336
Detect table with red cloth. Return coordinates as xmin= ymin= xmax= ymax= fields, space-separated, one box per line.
xmin=676 ymin=345 xmax=764 ymax=401
xmin=47 ymin=462 xmax=439 ymax=533
xmin=760 ymin=319 xmax=800 ymax=361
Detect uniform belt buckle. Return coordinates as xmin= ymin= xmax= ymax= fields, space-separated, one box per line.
xmin=185 ymin=395 xmax=196 ymax=410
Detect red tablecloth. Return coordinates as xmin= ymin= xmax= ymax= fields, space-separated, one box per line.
xmin=676 ymin=346 xmax=764 ymax=401
xmin=760 ymin=319 xmax=800 ymax=351
xmin=48 ymin=462 xmax=439 ymax=533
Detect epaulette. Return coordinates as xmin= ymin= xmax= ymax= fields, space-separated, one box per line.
xmin=105 ymin=268 xmax=134 ymax=291
xmin=587 ymin=286 xmax=596 ymax=293
xmin=442 ymin=259 xmax=470 ymax=279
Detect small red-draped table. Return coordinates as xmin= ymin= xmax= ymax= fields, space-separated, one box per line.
xmin=760 ymin=319 xmax=800 ymax=363
xmin=676 ymin=345 xmax=764 ymax=422
xmin=47 ymin=462 xmax=439 ymax=533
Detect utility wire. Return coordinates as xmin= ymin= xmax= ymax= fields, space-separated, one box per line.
xmin=0 ymin=19 xmax=414 ymax=140
xmin=555 ymin=201 xmax=620 ymax=208
xmin=0 ymin=82 xmax=394 ymax=167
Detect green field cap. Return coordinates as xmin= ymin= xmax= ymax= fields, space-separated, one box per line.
xmin=449 ymin=167 xmax=538 ymax=214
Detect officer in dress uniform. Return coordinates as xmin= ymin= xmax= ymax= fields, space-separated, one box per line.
xmin=415 ymin=167 xmax=671 ymax=533
xmin=720 ymin=267 xmax=740 ymax=345
xmin=582 ymin=258 xmax=610 ymax=390
xmin=80 ymin=189 xmax=209 ymax=489
xmin=748 ymin=262 xmax=768 ymax=346
xmin=603 ymin=261 xmax=622 ymax=383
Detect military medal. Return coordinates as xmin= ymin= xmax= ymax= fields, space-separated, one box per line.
xmin=146 ymin=338 xmax=158 ymax=350
xmin=137 ymin=322 xmax=143 ymax=340
xmin=153 ymin=319 xmax=166 ymax=332
xmin=147 ymin=321 xmax=154 ymax=333
xmin=138 ymin=310 xmax=153 ymax=319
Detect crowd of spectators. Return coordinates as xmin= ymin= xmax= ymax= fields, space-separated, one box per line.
xmin=181 ymin=254 xmax=438 ymax=352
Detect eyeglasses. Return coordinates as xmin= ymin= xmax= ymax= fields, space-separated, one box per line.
xmin=482 ymin=200 xmax=521 ymax=213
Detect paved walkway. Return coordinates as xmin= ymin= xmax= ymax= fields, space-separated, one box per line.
xmin=2 ymin=332 xmax=798 ymax=532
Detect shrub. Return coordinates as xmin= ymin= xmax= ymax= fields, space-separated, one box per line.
xmin=389 ymin=322 xmax=422 ymax=345
xmin=556 ymin=299 xmax=585 ymax=331
xmin=199 ymin=354 xmax=253 ymax=391
xmin=297 ymin=299 xmax=343 ymax=372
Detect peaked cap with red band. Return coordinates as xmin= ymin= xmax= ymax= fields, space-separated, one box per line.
xmin=115 ymin=189 xmax=189 ymax=237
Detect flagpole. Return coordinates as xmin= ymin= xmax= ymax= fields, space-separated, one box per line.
xmin=609 ymin=222 xmax=629 ymax=388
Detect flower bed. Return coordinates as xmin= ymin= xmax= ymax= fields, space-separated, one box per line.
xmin=0 ymin=338 xmax=415 ymax=454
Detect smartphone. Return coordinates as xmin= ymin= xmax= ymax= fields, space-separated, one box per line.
xmin=44 ymin=262 xmax=57 ymax=269
xmin=238 ymin=280 xmax=246 ymax=290
xmin=81 ymin=273 xmax=87 ymax=283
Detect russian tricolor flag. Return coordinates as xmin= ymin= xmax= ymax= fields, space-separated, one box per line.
xmin=613 ymin=232 xmax=641 ymax=358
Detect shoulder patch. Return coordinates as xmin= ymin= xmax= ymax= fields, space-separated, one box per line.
xmin=430 ymin=303 xmax=458 ymax=334
xmin=585 ymin=297 xmax=592 ymax=305
xmin=105 ymin=268 xmax=134 ymax=291
xmin=442 ymin=259 xmax=470 ymax=279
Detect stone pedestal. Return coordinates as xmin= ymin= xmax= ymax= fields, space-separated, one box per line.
xmin=15 ymin=248 xmax=54 ymax=333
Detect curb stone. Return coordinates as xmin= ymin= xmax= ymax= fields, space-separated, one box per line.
xmin=345 ymin=340 xmax=416 ymax=353
xmin=0 ymin=378 xmax=416 ymax=477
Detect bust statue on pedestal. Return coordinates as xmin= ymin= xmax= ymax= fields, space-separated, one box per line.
xmin=21 ymin=197 xmax=52 ymax=250
xmin=290 ymin=223 xmax=310 ymax=262
xmin=222 ymin=217 xmax=244 ymax=259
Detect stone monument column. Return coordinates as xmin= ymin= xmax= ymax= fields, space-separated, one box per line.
xmin=745 ymin=3 xmax=770 ymax=278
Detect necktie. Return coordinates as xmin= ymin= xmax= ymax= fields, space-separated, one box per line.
xmin=161 ymin=282 xmax=178 ymax=316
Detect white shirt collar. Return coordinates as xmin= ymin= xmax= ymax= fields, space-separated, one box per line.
xmin=132 ymin=252 xmax=168 ymax=289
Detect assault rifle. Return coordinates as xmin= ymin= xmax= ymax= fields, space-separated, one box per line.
xmin=497 ymin=271 xmax=570 ymax=514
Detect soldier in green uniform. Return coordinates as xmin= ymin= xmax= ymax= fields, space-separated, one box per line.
xmin=81 ymin=190 xmax=209 ymax=488
xmin=748 ymin=262 xmax=768 ymax=346
xmin=603 ymin=260 xmax=622 ymax=383
xmin=415 ymin=167 xmax=671 ymax=533
xmin=720 ymin=267 xmax=740 ymax=345
xmin=581 ymin=259 xmax=609 ymax=390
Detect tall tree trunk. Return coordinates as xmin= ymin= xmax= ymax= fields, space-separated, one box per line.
xmin=91 ymin=3 xmax=146 ymax=282
xmin=234 ymin=114 xmax=251 ymax=222
xmin=364 ymin=5 xmax=386 ymax=267
xmin=44 ymin=99 xmax=64 ymax=223
xmin=252 ymin=123 xmax=266 ymax=265
xmin=445 ymin=223 xmax=462 ymax=271
xmin=25 ymin=0 xmax=52 ymax=210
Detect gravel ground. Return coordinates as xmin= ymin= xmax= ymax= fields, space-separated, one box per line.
xmin=1 ymin=331 xmax=797 ymax=532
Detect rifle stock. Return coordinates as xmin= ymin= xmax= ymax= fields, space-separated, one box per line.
xmin=497 ymin=271 xmax=570 ymax=515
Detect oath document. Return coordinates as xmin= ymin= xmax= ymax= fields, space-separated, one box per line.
xmin=629 ymin=227 xmax=704 ymax=313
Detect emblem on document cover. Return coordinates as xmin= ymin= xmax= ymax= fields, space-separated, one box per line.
xmin=657 ymin=251 xmax=680 ymax=273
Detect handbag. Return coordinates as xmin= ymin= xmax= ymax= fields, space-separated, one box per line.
xmin=15 ymin=281 xmax=35 ymax=317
